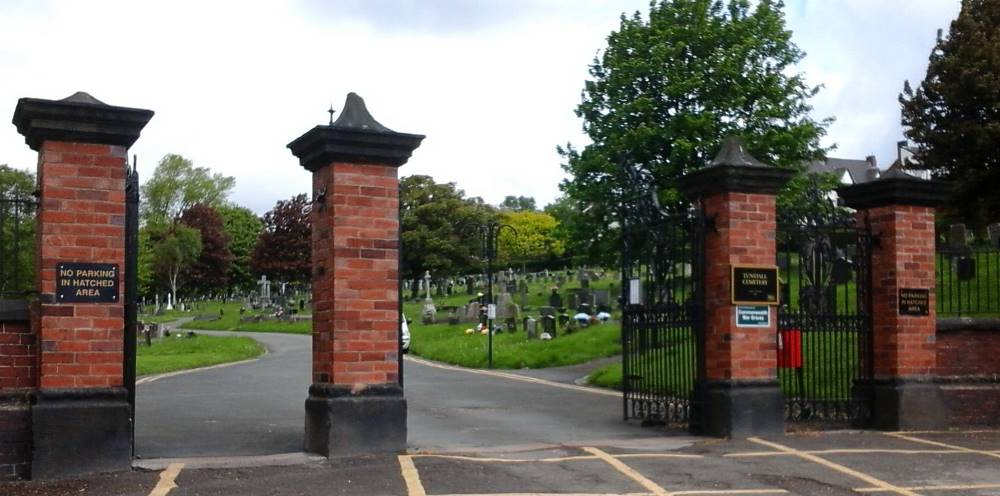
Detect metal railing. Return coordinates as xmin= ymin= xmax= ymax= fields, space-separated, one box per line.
xmin=0 ymin=196 xmax=37 ymax=299
xmin=937 ymin=244 xmax=1000 ymax=316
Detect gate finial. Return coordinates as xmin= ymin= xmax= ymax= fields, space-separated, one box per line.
xmin=710 ymin=136 xmax=768 ymax=168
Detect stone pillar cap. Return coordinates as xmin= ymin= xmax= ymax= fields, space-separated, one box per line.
xmin=677 ymin=136 xmax=794 ymax=199
xmin=288 ymin=92 xmax=425 ymax=171
xmin=837 ymin=168 xmax=950 ymax=209
xmin=12 ymin=91 xmax=154 ymax=150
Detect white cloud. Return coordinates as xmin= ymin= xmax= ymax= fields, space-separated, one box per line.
xmin=0 ymin=0 xmax=961 ymax=213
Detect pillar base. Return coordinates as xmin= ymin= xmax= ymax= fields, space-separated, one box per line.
xmin=0 ymin=390 xmax=32 ymax=481
xmin=304 ymin=383 xmax=406 ymax=457
xmin=699 ymin=380 xmax=784 ymax=438
xmin=31 ymin=388 xmax=131 ymax=480
xmin=870 ymin=379 xmax=946 ymax=431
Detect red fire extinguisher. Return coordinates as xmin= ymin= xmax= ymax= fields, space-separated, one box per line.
xmin=777 ymin=328 xmax=803 ymax=369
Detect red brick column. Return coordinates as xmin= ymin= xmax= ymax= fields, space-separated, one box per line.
xmin=839 ymin=170 xmax=949 ymax=430
xmin=0 ymin=301 xmax=33 ymax=479
xmin=678 ymin=137 xmax=792 ymax=437
xmin=12 ymin=92 xmax=152 ymax=479
xmin=289 ymin=93 xmax=423 ymax=456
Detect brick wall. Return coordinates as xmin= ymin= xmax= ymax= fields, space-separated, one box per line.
xmin=0 ymin=390 xmax=31 ymax=480
xmin=936 ymin=322 xmax=1000 ymax=426
xmin=312 ymin=162 xmax=400 ymax=387
xmin=701 ymin=192 xmax=778 ymax=381
xmin=0 ymin=304 xmax=33 ymax=480
xmin=36 ymin=141 xmax=126 ymax=388
xmin=865 ymin=205 xmax=938 ymax=379
xmin=0 ymin=319 xmax=34 ymax=389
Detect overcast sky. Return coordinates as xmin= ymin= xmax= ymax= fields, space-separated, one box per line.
xmin=0 ymin=0 xmax=961 ymax=214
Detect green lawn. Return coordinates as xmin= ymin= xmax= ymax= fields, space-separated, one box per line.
xmin=410 ymin=320 xmax=621 ymax=369
xmin=235 ymin=318 xmax=311 ymax=334
xmin=136 ymin=334 xmax=265 ymax=375
xmin=937 ymin=249 xmax=1000 ymax=316
xmin=139 ymin=300 xmax=312 ymax=334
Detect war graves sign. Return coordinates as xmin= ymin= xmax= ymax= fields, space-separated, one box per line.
xmin=898 ymin=288 xmax=929 ymax=316
xmin=731 ymin=265 xmax=779 ymax=305
xmin=56 ymin=262 xmax=119 ymax=303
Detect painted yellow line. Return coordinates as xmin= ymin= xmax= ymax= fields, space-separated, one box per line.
xmin=148 ymin=463 xmax=184 ymax=496
xmin=411 ymin=453 xmax=703 ymax=464
xmin=747 ymin=438 xmax=920 ymax=496
xmin=398 ymin=455 xmax=427 ymax=496
xmin=897 ymin=429 xmax=1000 ymax=435
xmin=583 ymin=447 xmax=670 ymax=496
xmin=725 ymin=448 xmax=965 ymax=458
xmin=886 ymin=432 xmax=1000 ymax=461
xmin=405 ymin=356 xmax=621 ymax=397
xmin=136 ymin=356 xmax=262 ymax=385
xmin=670 ymin=491 xmax=787 ymax=495
xmin=431 ymin=493 xmax=652 ymax=496
xmin=856 ymin=483 xmax=1000 ymax=493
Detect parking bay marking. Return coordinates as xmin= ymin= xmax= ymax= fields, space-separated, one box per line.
xmin=405 ymin=356 xmax=621 ymax=397
xmin=747 ymin=438 xmax=921 ymax=496
xmin=399 ymin=455 xmax=428 ymax=496
xmin=148 ymin=463 xmax=184 ymax=496
xmin=885 ymin=432 xmax=1000 ymax=461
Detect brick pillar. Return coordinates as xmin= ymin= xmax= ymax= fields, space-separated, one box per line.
xmin=678 ymin=137 xmax=793 ymax=437
xmin=838 ymin=169 xmax=949 ymax=430
xmin=12 ymin=92 xmax=152 ymax=479
xmin=0 ymin=301 xmax=33 ymax=480
xmin=288 ymin=93 xmax=423 ymax=456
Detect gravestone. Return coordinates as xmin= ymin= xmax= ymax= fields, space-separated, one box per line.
xmin=465 ymin=302 xmax=481 ymax=322
xmin=989 ymin=223 xmax=1000 ymax=249
xmin=538 ymin=306 xmax=556 ymax=317
xmin=541 ymin=315 xmax=556 ymax=337
xmin=495 ymin=293 xmax=515 ymax=319
xmin=580 ymin=277 xmax=590 ymax=289
xmin=949 ymin=224 xmax=969 ymax=250
xmin=525 ymin=317 xmax=537 ymax=339
xmin=566 ymin=292 xmax=578 ymax=310
xmin=593 ymin=289 xmax=611 ymax=311
xmin=548 ymin=289 xmax=563 ymax=309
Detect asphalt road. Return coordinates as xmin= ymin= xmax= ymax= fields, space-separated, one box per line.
xmin=135 ymin=331 xmax=674 ymax=460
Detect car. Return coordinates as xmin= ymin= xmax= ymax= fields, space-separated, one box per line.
xmin=401 ymin=313 xmax=411 ymax=353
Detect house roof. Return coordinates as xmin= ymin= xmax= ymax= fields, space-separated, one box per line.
xmin=807 ymin=157 xmax=880 ymax=184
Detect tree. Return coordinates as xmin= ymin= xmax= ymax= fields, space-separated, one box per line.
xmin=148 ymin=224 xmax=202 ymax=304
xmin=141 ymin=154 xmax=236 ymax=226
xmin=499 ymin=195 xmax=537 ymax=212
xmin=218 ymin=205 xmax=263 ymax=292
xmin=496 ymin=211 xmax=565 ymax=267
xmin=400 ymin=175 xmax=495 ymax=286
xmin=250 ymin=194 xmax=311 ymax=284
xmin=179 ymin=203 xmax=233 ymax=294
xmin=559 ymin=0 xmax=830 ymax=264
xmin=0 ymin=165 xmax=36 ymax=295
xmin=900 ymin=0 xmax=1000 ymax=229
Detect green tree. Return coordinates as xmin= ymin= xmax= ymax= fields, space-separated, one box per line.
xmin=148 ymin=224 xmax=202 ymax=304
xmin=499 ymin=195 xmax=537 ymax=212
xmin=496 ymin=211 xmax=565 ymax=267
xmin=218 ymin=205 xmax=263 ymax=292
xmin=400 ymin=175 xmax=494 ymax=286
xmin=559 ymin=0 xmax=830 ymax=264
xmin=179 ymin=203 xmax=233 ymax=295
xmin=900 ymin=0 xmax=1000 ymax=229
xmin=141 ymin=154 xmax=236 ymax=226
xmin=250 ymin=194 xmax=311 ymax=284
xmin=0 ymin=165 xmax=36 ymax=295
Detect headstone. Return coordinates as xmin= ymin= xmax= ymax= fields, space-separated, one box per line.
xmin=548 ymin=289 xmax=563 ymax=309
xmin=525 ymin=317 xmax=537 ymax=339
xmin=989 ymin=223 xmax=1000 ymax=249
xmin=593 ymin=289 xmax=611 ymax=309
xmin=505 ymin=317 xmax=517 ymax=332
xmin=496 ymin=293 xmax=515 ymax=319
xmin=541 ymin=315 xmax=556 ymax=337
xmin=465 ymin=302 xmax=481 ymax=322
xmin=539 ymin=306 xmax=556 ymax=317
xmin=949 ymin=224 xmax=969 ymax=250
xmin=447 ymin=307 xmax=460 ymax=325
xmin=566 ymin=292 xmax=578 ymax=310
xmin=557 ymin=314 xmax=570 ymax=332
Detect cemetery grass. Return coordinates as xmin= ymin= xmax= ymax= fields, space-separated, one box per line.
xmin=408 ymin=321 xmax=621 ymax=369
xmin=136 ymin=334 xmax=265 ymax=376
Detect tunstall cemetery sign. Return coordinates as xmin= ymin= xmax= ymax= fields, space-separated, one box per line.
xmin=731 ymin=265 xmax=779 ymax=305
xmin=56 ymin=262 xmax=119 ymax=303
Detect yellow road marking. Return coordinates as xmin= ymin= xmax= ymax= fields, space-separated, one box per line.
xmin=670 ymin=491 xmax=787 ymax=495
xmin=886 ymin=432 xmax=1000 ymax=461
xmin=430 ymin=493 xmax=652 ymax=496
xmin=726 ymin=448 xmax=966 ymax=458
xmin=856 ymin=483 xmax=1000 ymax=493
xmin=399 ymin=455 xmax=427 ymax=496
xmin=897 ymin=429 xmax=1000 ymax=435
xmin=583 ymin=447 xmax=670 ymax=496
xmin=405 ymin=356 xmax=621 ymax=397
xmin=747 ymin=438 xmax=920 ymax=496
xmin=148 ymin=463 xmax=184 ymax=496
xmin=411 ymin=453 xmax=702 ymax=464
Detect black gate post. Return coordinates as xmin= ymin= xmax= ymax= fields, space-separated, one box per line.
xmin=123 ymin=160 xmax=139 ymax=454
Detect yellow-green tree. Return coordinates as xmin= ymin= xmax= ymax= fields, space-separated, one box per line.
xmin=496 ymin=211 xmax=564 ymax=267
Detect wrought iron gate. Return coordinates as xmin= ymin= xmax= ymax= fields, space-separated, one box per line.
xmin=620 ymin=165 xmax=705 ymax=428
xmin=776 ymin=215 xmax=874 ymax=425
xmin=123 ymin=160 xmax=139 ymax=453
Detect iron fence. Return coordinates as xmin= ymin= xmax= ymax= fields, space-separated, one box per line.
xmin=936 ymin=244 xmax=1000 ymax=316
xmin=0 ymin=196 xmax=37 ymax=298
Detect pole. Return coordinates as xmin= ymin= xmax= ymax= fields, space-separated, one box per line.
xmin=486 ymin=226 xmax=494 ymax=369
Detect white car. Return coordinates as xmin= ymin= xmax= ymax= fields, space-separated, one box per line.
xmin=401 ymin=314 xmax=411 ymax=353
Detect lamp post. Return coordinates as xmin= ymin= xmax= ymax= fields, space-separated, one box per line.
xmin=468 ymin=220 xmax=516 ymax=368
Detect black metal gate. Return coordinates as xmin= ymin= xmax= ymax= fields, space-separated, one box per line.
xmin=620 ymin=166 xmax=705 ymax=428
xmin=776 ymin=216 xmax=873 ymax=425
xmin=123 ymin=160 xmax=139 ymax=453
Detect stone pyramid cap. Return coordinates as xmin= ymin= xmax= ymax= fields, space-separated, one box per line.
xmin=288 ymin=92 xmax=424 ymax=171
xmin=838 ymin=163 xmax=949 ymax=209
xmin=710 ymin=136 xmax=769 ymax=168
xmin=12 ymin=91 xmax=153 ymax=151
